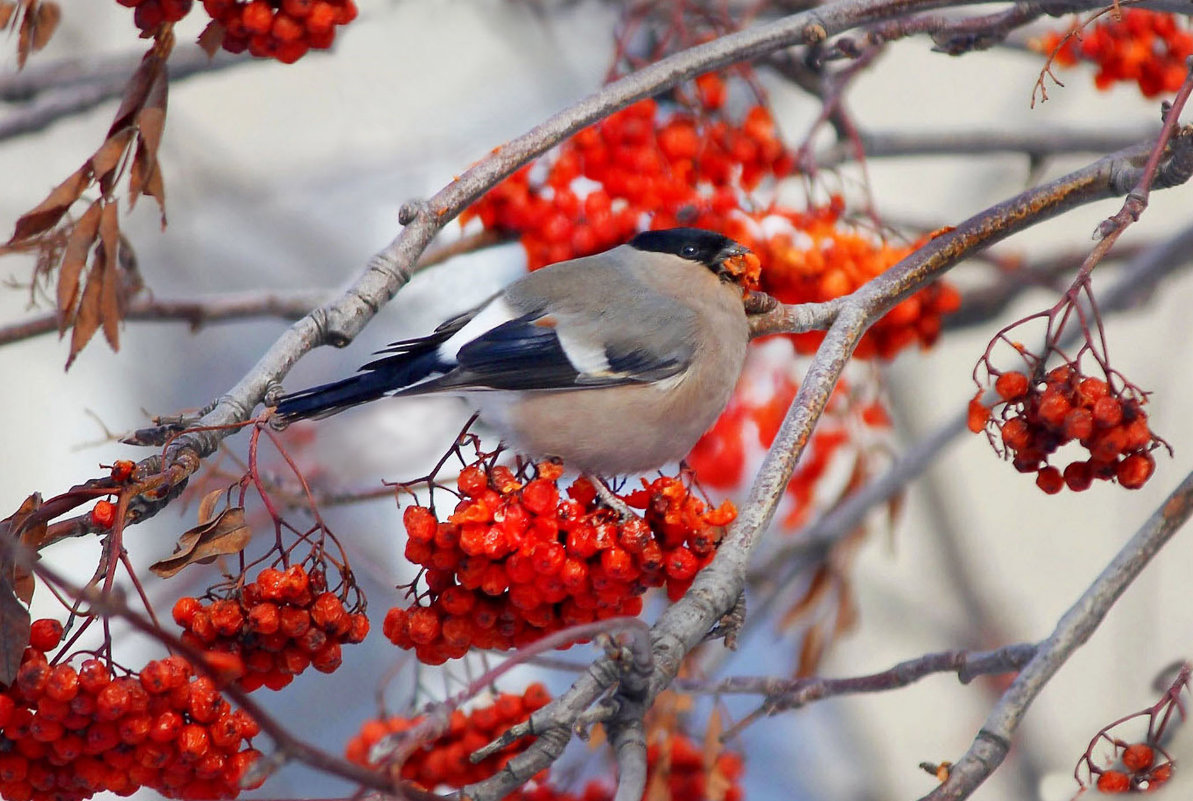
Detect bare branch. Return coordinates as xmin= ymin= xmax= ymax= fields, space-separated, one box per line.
xmin=922 ymin=468 xmax=1193 ymax=800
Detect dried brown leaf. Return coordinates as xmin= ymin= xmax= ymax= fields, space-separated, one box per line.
xmin=705 ymin=766 xmax=731 ymax=801
xmin=65 ymin=246 xmax=105 ymax=369
xmin=197 ymin=20 xmax=225 ymax=57
xmin=16 ymin=3 xmax=30 ymax=67
xmin=0 ymin=494 xmax=40 ymax=682
xmin=108 ymin=50 xmax=160 ymax=139
xmin=150 ymin=506 xmax=251 ymax=578
xmin=701 ymin=708 xmax=723 ymax=770
xmin=777 ymin=564 xmax=831 ymax=632
xmin=128 ymin=140 xmax=167 ymax=225
xmin=138 ymin=65 xmax=167 ymax=159
xmin=796 ymin=624 xmax=825 ymax=677
xmin=0 ymin=577 xmax=30 ymax=685
xmin=4 ymin=491 xmax=43 ymax=604
xmin=92 ymin=128 xmax=134 ymax=197
xmin=56 ymin=200 xmax=102 ymax=336
xmin=6 ymin=164 xmax=91 ymax=245
xmin=196 ymin=487 xmax=226 ymax=527
xmin=98 ymin=201 xmax=121 ymax=350
xmin=585 ymin=722 xmax=606 ymax=750
xmin=30 ymin=1 xmax=57 ymax=50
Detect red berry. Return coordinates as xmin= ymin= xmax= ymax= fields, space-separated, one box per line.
xmin=1097 ymin=770 xmax=1130 ymax=792
xmin=1035 ymin=466 xmax=1064 ymax=494
xmin=90 ymin=500 xmax=117 ymax=529
xmin=995 ymin=371 xmax=1029 ymax=401
xmin=240 ymin=0 xmax=274 ymax=34
xmin=1093 ymin=396 xmax=1124 ymax=428
xmin=28 ymin=619 xmax=63 ymax=652
xmin=1122 ymin=743 xmax=1155 ymax=772
xmin=1117 ymin=452 xmax=1155 ymax=489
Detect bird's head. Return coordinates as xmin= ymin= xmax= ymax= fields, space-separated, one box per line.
xmin=629 ymin=227 xmax=762 ymax=294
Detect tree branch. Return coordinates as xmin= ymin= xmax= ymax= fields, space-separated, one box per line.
xmin=922 ymin=467 xmax=1193 ymax=800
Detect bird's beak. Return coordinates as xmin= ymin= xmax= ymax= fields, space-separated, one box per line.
xmin=719 ymin=247 xmax=762 ymax=294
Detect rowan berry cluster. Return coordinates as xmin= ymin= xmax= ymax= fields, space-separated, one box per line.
xmin=172 ymin=563 xmax=369 ymax=692
xmin=1094 ymin=742 xmax=1172 ymax=793
xmin=744 ymin=201 xmax=961 ymax=359
xmin=345 ymin=683 xmax=551 ymax=789
xmin=0 ymin=619 xmax=262 ymax=801
xmin=383 ymin=463 xmax=735 ymax=665
xmin=201 ymin=0 xmax=357 ymax=62
xmin=1036 ymin=11 xmax=1193 ymax=97
xmin=461 ymin=74 xmax=794 ymax=270
xmin=968 ymin=365 xmax=1161 ymax=493
xmin=508 ymin=732 xmax=744 ymax=801
xmin=463 ymin=79 xmax=958 ymax=361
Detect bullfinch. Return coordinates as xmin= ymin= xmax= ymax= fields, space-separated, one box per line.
xmin=273 ymin=228 xmax=759 ymax=476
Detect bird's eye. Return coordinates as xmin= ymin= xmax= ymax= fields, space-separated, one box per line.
xmin=680 ymin=245 xmax=699 ymax=258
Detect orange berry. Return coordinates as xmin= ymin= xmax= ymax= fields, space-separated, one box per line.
xmin=995 ymin=371 xmax=1029 ymax=401
xmin=1000 ymin=417 xmax=1031 ymax=451
xmin=1097 ymin=770 xmax=1130 ymax=792
xmin=967 ymin=396 xmax=991 ymax=433
xmin=1063 ymin=407 xmax=1094 ymax=440
xmin=1117 ymin=452 xmax=1155 ymax=489
xmin=1093 ymin=396 xmax=1124 ymax=428
xmin=1122 ymin=743 xmax=1155 ymax=772
xmin=90 ymin=500 xmax=117 ymax=529
xmin=28 ymin=619 xmax=63 ymax=652
xmin=240 ymin=0 xmax=273 ymax=34
xmin=1037 ymin=390 xmax=1070 ymax=428
xmin=110 ymin=460 xmax=136 ymax=482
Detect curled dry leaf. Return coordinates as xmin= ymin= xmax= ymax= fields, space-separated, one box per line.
xmin=0 ymin=494 xmax=41 ymax=684
xmin=98 ymin=200 xmax=121 ymax=349
xmin=3 ymin=164 xmax=91 ymax=247
xmin=150 ymin=506 xmax=252 ymax=578
xmin=16 ymin=1 xmax=60 ymax=68
xmin=197 ymin=19 xmax=225 ymax=57
xmin=56 ymin=200 xmax=102 ymax=336
xmin=65 ymin=242 xmax=106 ymax=369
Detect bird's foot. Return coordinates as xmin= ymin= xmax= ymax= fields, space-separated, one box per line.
xmin=591 ymin=475 xmax=637 ymax=520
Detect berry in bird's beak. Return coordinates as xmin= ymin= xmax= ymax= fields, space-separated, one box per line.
xmin=721 ymin=251 xmax=762 ymax=294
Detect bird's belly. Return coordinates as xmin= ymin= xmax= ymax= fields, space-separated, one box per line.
xmin=469 ymin=375 xmax=735 ymax=475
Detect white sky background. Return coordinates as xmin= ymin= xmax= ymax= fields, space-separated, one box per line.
xmin=2 ymin=1 xmax=1193 ymax=799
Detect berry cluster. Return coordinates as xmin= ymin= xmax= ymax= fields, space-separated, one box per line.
xmin=1036 ymin=11 xmax=1193 ymax=98
xmin=201 ymin=0 xmax=358 ymax=62
xmin=744 ymin=201 xmax=961 ymax=359
xmin=117 ymin=0 xmax=193 ymax=34
xmin=383 ymin=463 xmax=734 ymax=664
xmin=508 ymin=732 xmax=744 ymax=801
xmin=968 ymin=365 xmax=1161 ymax=493
xmin=462 ymin=78 xmax=958 ymax=361
xmin=345 ymin=683 xmax=551 ymax=789
xmin=461 ymin=75 xmax=794 ymax=271
xmin=1095 ymin=742 xmax=1172 ymax=793
xmin=173 ymin=563 xmax=369 ymax=692
xmin=688 ymin=347 xmax=892 ymax=528
xmin=0 ymin=619 xmax=262 ymax=801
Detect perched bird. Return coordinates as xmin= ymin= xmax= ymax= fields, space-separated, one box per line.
xmin=274 ymin=228 xmax=760 ymax=476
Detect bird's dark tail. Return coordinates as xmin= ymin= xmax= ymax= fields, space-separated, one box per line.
xmin=273 ymin=351 xmax=443 ymax=422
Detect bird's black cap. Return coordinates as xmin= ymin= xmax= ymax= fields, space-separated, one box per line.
xmin=629 ymin=228 xmax=746 ymax=270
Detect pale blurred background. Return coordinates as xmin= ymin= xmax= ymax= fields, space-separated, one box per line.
xmin=2 ymin=1 xmax=1192 ymax=799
